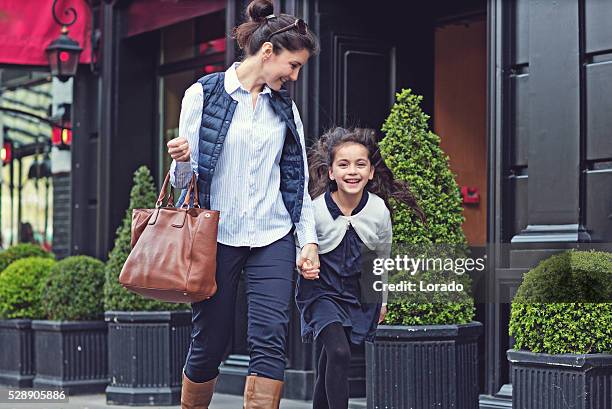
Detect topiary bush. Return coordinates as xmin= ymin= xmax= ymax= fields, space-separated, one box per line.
xmin=509 ymin=250 xmax=612 ymax=354
xmin=104 ymin=166 xmax=187 ymax=311
xmin=41 ymin=256 xmax=106 ymax=321
xmin=379 ymin=89 xmax=474 ymax=325
xmin=380 ymin=89 xmax=466 ymax=246
xmin=0 ymin=243 xmax=54 ymax=275
xmin=0 ymin=257 xmax=56 ymax=319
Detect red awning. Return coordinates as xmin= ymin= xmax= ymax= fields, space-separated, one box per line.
xmin=0 ymin=0 xmax=92 ymax=66
xmin=126 ymin=0 xmax=225 ymax=37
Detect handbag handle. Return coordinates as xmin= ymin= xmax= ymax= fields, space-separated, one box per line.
xmin=155 ymin=171 xmax=199 ymax=209
xmin=156 ymin=172 xmax=173 ymax=208
xmin=181 ymin=173 xmax=200 ymax=209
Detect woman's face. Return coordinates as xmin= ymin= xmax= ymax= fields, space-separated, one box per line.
xmin=262 ymin=47 xmax=310 ymax=91
xmin=329 ymin=142 xmax=374 ymax=196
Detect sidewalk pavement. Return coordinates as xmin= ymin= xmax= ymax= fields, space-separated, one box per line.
xmin=0 ymin=386 xmax=367 ymax=409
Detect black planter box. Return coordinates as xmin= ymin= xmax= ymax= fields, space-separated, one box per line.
xmin=105 ymin=310 xmax=191 ymax=406
xmin=507 ymin=349 xmax=612 ymax=409
xmin=31 ymin=320 xmax=108 ymax=394
xmin=366 ymin=321 xmax=483 ymax=409
xmin=0 ymin=319 xmax=35 ymax=387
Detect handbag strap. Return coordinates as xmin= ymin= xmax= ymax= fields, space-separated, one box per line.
xmin=155 ymin=170 xmax=201 ymax=209
xmin=156 ymin=172 xmax=173 ymax=208
xmin=181 ymin=172 xmax=200 ymax=209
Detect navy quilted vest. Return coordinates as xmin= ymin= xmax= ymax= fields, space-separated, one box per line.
xmin=177 ymin=72 xmax=305 ymax=223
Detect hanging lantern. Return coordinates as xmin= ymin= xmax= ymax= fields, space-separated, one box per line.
xmin=45 ymin=26 xmax=82 ymax=82
xmin=45 ymin=0 xmax=83 ymax=82
xmin=28 ymin=157 xmax=53 ymax=179
xmin=62 ymin=124 xmax=73 ymax=145
xmin=52 ymin=124 xmax=72 ymax=147
xmin=1 ymin=142 xmax=12 ymax=164
xmin=51 ymin=104 xmax=72 ymax=149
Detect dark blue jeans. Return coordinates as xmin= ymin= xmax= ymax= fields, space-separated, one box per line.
xmin=183 ymin=232 xmax=296 ymax=383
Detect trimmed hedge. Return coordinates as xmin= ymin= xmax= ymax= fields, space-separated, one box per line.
xmin=0 ymin=257 xmax=56 ymax=319
xmin=104 ymin=166 xmax=187 ymax=311
xmin=380 ymin=90 xmax=466 ymax=246
xmin=379 ymin=89 xmax=474 ymax=325
xmin=0 ymin=243 xmax=54 ymax=275
xmin=41 ymin=256 xmax=106 ymax=321
xmin=509 ymin=250 xmax=612 ymax=354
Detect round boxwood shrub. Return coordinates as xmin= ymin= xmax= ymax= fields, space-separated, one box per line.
xmin=509 ymin=250 xmax=612 ymax=354
xmin=104 ymin=166 xmax=187 ymax=311
xmin=379 ymin=89 xmax=474 ymax=325
xmin=41 ymin=256 xmax=106 ymax=321
xmin=0 ymin=257 xmax=56 ymax=319
xmin=0 ymin=243 xmax=54 ymax=275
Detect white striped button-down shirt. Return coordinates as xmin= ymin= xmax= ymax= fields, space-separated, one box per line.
xmin=170 ymin=62 xmax=317 ymax=248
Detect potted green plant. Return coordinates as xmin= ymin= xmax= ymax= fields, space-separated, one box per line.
xmin=0 ymin=243 xmax=54 ymax=273
xmin=365 ymin=89 xmax=482 ymax=409
xmin=104 ymin=166 xmax=190 ymax=406
xmin=0 ymin=257 xmax=55 ymax=387
xmin=508 ymin=250 xmax=612 ymax=409
xmin=31 ymin=255 xmax=108 ymax=394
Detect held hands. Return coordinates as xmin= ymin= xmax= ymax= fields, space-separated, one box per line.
xmin=297 ymin=243 xmax=320 ymax=280
xmin=167 ymin=137 xmax=191 ymax=162
xmin=298 ymin=243 xmax=387 ymax=322
xmin=378 ymin=305 xmax=388 ymax=324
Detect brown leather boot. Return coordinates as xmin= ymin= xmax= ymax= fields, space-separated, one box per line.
xmin=243 ymin=375 xmax=283 ymax=409
xmin=181 ymin=372 xmax=216 ymax=409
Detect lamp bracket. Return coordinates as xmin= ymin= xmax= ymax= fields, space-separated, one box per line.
xmin=52 ymin=0 xmax=78 ymax=28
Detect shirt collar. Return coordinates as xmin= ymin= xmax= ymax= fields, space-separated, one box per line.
xmin=224 ymin=62 xmax=272 ymax=95
xmin=325 ymin=189 xmax=369 ymax=220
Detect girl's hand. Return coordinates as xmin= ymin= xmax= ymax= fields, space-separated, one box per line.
xmin=297 ymin=244 xmax=320 ymax=280
xmin=167 ymin=137 xmax=191 ymax=162
xmin=300 ymin=259 xmax=319 ymax=279
xmin=378 ymin=305 xmax=388 ymax=324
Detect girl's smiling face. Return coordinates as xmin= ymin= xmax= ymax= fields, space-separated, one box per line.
xmin=329 ymin=142 xmax=374 ymax=195
xmin=262 ymin=47 xmax=310 ymax=91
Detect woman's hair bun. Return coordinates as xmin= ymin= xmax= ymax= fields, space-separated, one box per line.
xmin=234 ymin=0 xmax=318 ymax=56
xmin=246 ymin=0 xmax=274 ymax=23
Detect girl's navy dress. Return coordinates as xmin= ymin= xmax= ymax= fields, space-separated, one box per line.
xmin=295 ymin=190 xmax=382 ymax=345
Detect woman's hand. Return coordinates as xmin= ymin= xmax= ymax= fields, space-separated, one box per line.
xmin=167 ymin=137 xmax=191 ymax=162
xmin=378 ymin=305 xmax=387 ymax=324
xmin=297 ymin=243 xmax=320 ymax=280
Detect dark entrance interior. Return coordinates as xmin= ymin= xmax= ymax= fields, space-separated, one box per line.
xmin=314 ymin=0 xmax=487 ymax=246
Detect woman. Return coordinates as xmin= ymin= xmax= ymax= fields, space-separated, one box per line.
xmin=167 ymin=1 xmax=320 ymax=408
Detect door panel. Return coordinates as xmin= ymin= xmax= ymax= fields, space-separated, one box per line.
xmin=333 ymin=36 xmax=395 ymax=129
xmin=434 ymin=19 xmax=487 ymax=246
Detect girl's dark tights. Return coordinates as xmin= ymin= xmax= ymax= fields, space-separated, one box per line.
xmin=312 ymin=322 xmax=352 ymax=409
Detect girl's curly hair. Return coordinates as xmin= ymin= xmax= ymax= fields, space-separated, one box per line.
xmin=308 ymin=127 xmax=426 ymax=222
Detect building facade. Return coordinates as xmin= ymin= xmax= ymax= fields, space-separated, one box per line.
xmin=2 ymin=0 xmax=610 ymax=407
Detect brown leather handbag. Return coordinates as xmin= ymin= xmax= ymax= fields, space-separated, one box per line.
xmin=119 ymin=171 xmax=218 ymax=303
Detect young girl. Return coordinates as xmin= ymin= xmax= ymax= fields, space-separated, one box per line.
xmin=296 ymin=127 xmax=425 ymax=409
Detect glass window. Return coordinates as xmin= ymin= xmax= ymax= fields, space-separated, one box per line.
xmin=158 ymin=9 xmax=227 ymax=195
xmin=0 ymin=74 xmax=56 ymax=250
xmin=159 ymin=69 xmax=200 ymax=185
xmin=160 ymin=11 xmax=226 ymax=65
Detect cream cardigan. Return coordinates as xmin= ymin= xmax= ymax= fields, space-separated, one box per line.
xmin=312 ymin=192 xmax=392 ymax=305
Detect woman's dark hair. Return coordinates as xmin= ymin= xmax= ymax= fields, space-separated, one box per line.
xmin=233 ymin=0 xmax=319 ymax=56
xmin=308 ymin=127 xmax=426 ymax=223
